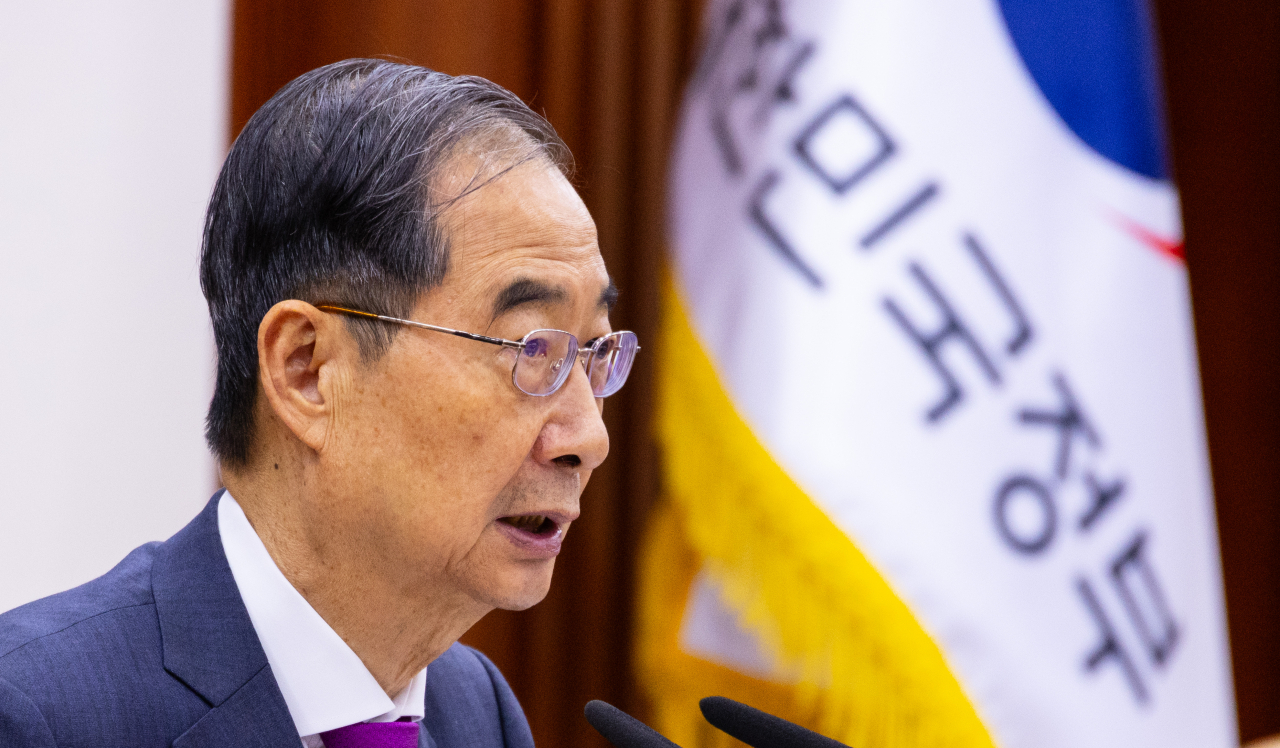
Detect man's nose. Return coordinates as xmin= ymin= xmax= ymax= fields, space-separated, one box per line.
xmin=534 ymin=363 xmax=610 ymax=471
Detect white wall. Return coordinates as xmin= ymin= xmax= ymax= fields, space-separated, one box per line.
xmin=0 ymin=1 xmax=229 ymax=611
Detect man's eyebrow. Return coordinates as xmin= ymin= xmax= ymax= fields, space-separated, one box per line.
xmin=599 ymin=279 xmax=619 ymax=310
xmin=491 ymin=278 xmax=568 ymax=320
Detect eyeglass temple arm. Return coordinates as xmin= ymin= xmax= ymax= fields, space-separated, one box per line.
xmin=316 ymin=305 xmax=524 ymax=350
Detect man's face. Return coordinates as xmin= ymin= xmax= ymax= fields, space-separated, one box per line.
xmin=320 ymin=157 xmax=612 ymax=611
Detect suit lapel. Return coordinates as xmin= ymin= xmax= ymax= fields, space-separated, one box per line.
xmin=153 ymin=491 xmax=299 ymax=747
xmin=173 ymin=666 xmax=299 ymax=747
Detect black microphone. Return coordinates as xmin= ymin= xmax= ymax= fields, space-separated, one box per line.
xmin=699 ymin=696 xmax=850 ymax=748
xmin=584 ymin=700 xmax=684 ymax=748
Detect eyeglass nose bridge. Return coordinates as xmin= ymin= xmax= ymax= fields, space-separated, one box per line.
xmin=554 ymin=339 xmax=604 ymax=391
xmin=575 ymin=342 xmax=599 ymax=370
xmin=553 ymin=346 xmax=597 ymax=392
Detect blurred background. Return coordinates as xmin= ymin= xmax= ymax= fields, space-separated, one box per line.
xmin=1 ymin=0 xmax=1277 ymax=745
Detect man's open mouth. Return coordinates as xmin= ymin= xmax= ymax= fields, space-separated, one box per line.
xmin=498 ymin=515 xmax=559 ymax=536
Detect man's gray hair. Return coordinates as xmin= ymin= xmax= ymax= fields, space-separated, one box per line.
xmin=200 ymin=58 xmax=572 ymax=466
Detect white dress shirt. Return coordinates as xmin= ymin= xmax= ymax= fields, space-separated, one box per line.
xmin=218 ymin=492 xmax=428 ymax=748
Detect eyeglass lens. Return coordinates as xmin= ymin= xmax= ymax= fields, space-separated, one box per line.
xmin=514 ymin=332 xmax=577 ymax=396
xmin=586 ymin=332 xmax=638 ymax=398
xmin=512 ymin=330 xmax=638 ymax=397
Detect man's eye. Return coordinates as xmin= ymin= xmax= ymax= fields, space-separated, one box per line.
xmin=591 ymin=338 xmax=617 ymax=358
xmin=523 ymin=338 xmax=549 ymax=357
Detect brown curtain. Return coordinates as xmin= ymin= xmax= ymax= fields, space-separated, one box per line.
xmin=229 ymin=0 xmax=1279 ymax=744
xmin=1157 ymin=0 xmax=1280 ymax=741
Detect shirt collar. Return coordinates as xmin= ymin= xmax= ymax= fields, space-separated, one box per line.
xmin=218 ymin=491 xmax=427 ymax=737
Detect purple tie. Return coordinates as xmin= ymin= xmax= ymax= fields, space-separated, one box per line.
xmin=320 ymin=721 xmax=420 ymax=748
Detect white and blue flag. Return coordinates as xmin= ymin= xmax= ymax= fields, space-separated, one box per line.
xmin=642 ymin=0 xmax=1236 ymax=746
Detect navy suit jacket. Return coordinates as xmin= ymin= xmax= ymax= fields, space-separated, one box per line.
xmin=0 ymin=494 xmax=536 ymax=747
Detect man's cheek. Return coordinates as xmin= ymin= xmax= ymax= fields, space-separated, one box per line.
xmin=480 ymin=429 xmax=543 ymax=496
xmin=430 ymin=416 xmax=538 ymax=506
xmin=474 ymin=405 xmax=543 ymax=462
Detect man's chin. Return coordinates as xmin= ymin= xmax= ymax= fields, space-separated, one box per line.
xmin=496 ymin=595 xmax=545 ymax=612
xmin=482 ymin=563 xmax=556 ymax=611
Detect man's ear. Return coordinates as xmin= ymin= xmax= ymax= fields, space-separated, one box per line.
xmin=257 ymin=300 xmax=351 ymax=453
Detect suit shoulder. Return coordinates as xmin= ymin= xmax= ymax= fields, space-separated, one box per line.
xmin=428 ymin=643 xmax=516 ymax=698
xmin=0 ymin=541 xmax=160 ymax=659
xmin=423 ymin=643 xmax=533 ymax=748
xmin=433 ymin=643 xmax=494 ymax=678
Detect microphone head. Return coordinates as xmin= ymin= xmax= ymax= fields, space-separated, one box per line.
xmin=585 ymin=700 xmax=683 ymax=748
xmin=699 ymin=696 xmax=849 ymax=748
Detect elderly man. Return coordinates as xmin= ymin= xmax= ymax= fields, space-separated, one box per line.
xmin=0 ymin=59 xmax=636 ymax=747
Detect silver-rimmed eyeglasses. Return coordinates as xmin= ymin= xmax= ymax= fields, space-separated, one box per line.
xmin=317 ymin=305 xmax=639 ymax=398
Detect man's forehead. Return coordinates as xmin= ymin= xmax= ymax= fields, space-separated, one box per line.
xmin=440 ymin=156 xmax=595 ymax=244
xmin=437 ymin=156 xmax=607 ymax=306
